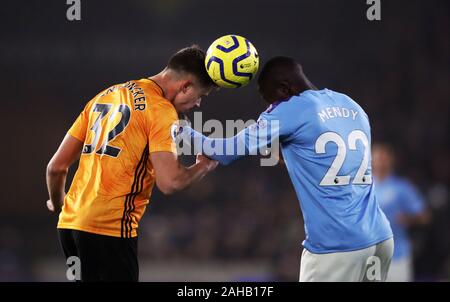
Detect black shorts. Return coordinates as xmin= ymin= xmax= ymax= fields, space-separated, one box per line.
xmin=58 ymin=229 xmax=138 ymax=282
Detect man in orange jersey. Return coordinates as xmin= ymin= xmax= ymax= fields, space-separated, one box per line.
xmin=45 ymin=45 xmax=218 ymax=281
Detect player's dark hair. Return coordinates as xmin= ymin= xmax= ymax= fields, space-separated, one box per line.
xmin=258 ymin=56 xmax=300 ymax=87
xmin=259 ymin=56 xmax=316 ymax=87
xmin=167 ymin=45 xmax=216 ymax=89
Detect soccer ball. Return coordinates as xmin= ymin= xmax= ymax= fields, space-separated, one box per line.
xmin=205 ymin=35 xmax=259 ymax=88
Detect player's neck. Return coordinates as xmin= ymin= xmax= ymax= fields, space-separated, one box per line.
xmin=149 ymin=69 xmax=180 ymax=101
xmin=290 ymin=82 xmax=317 ymax=98
xmin=300 ymin=76 xmax=318 ymax=92
xmin=148 ymin=73 xmax=167 ymax=98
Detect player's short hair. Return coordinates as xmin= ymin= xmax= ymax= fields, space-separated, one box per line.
xmin=257 ymin=56 xmax=301 ymax=87
xmin=167 ymin=45 xmax=216 ymax=89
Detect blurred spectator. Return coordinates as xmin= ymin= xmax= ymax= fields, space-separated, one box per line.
xmin=373 ymin=143 xmax=430 ymax=281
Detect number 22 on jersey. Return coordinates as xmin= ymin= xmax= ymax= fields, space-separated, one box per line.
xmin=315 ymin=130 xmax=372 ymax=186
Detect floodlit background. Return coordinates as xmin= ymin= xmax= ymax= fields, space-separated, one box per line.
xmin=0 ymin=0 xmax=449 ymax=281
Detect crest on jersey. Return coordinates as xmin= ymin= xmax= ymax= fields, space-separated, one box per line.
xmin=170 ymin=122 xmax=184 ymax=141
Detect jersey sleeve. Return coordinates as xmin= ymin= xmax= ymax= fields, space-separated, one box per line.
xmin=180 ymin=126 xmax=248 ymax=165
xmin=176 ymin=101 xmax=299 ymax=165
xmin=148 ymin=101 xmax=178 ymax=154
xmin=258 ymin=100 xmax=300 ymax=140
xmin=179 ymin=112 xmax=283 ymax=166
xmin=67 ymin=101 xmax=92 ymax=142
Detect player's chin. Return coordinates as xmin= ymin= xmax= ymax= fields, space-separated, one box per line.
xmin=175 ymin=106 xmax=188 ymax=114
xmin=181 ymin=105 xmax=195 ymax=113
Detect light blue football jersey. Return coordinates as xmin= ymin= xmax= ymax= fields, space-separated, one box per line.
xmin=184 ymin=89 xmax=393 ymax=253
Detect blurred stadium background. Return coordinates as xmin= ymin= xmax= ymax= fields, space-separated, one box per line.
xmin=0 ymin=0 xmax=449 ymax=281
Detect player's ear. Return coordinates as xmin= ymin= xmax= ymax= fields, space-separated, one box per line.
xmin=277 ymin=81 xmax=291 ymax=99
xmin=180 ymin=80 xmax=192 ymax=94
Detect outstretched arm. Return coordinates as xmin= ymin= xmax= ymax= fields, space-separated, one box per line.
xmin=179 ymin=120 xmax=280 ymax=166
xmin=183 ymin=127 xmax=247 ymax=165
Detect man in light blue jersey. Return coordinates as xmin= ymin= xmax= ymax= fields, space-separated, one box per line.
xmin=372 ymin=143 xmax=429 ymax=282
xmin=179 ymin=56 xmax=394 ymax=281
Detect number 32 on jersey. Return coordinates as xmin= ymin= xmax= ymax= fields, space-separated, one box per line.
xmin=82 ymin=103 xmax=131 ymax=157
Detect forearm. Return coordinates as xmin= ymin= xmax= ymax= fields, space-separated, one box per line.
xmin=185 ymin=127 xmax=246 ymax=165
xmin=46 ymin=166 xmax=68 ymax=210
xmin=413 ymin=212 xmax=430 ymax=225
xmin=45 ymin=134 xmax=83 ymax=212
xmin=161 ymin=161 xmax=212 ymax=194
xmin=398 ymin=211 xmax=430 ymax=226
xmin=180 ymin=161 xmax=211 ymax=189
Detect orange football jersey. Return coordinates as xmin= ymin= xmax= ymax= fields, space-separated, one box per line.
xmin=58 ymin=79 xmax=178 ymax=238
